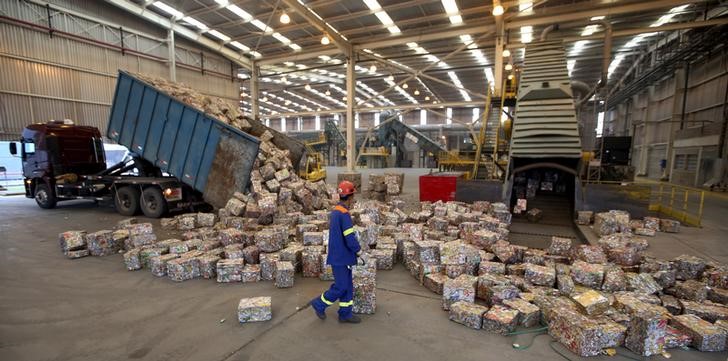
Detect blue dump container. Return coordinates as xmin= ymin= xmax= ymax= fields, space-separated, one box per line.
xmin=107 ymin=71 xmax=260 ymax=208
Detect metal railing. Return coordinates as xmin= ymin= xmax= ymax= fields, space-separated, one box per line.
xmin=648 ymin=183 xmax=705 ymax=227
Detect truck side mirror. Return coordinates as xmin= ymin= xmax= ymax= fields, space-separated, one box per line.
xmin=9 ymin=142 xmax=17 ymax=156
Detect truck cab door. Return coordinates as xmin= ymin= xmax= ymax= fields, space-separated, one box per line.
xmin=21 ymin=138 xmax=47 ymax=179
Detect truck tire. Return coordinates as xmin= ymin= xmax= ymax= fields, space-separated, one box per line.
xmin=115 ymin=186 xmax=140 ymax=216
xmin=140 ymin=187 xmax=168 ymax=218
xmin=35 ymin=183 xmax=57 ymax=209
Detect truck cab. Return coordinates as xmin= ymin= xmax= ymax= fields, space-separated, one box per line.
xmin=10 ymin=120 xmax=201 ymax=217
xmin=13 ymin=120 xmax=106 ymax=208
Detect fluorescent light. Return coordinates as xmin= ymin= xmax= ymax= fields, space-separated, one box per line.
xmin=442 ymin=0 xmax=459 ymax=14
xmin=214 ymin=0 xmax=229 ymax=5
xmin=208 ymin=29 xmax=231 ymax=42
xmin=272 ymin=32 xmax=291 ymax=44
xmin=590 ymin=16 xmax=605 ymax=21
xmin=251 ymin=19 xmax=272 ymax=32
xmin=152 ymin=2 xmax=183 ymax=19
xmin=226 ymin=5 xmax=253 ymax=21
xmin=449 ymin=15 xmax=463 ymax=25
xmin=318 ymin=55 xmax=331 ymax=61
xmin=363 ymin=0 xmax=382 ymax=11
xmin=521 ymin=26 xmax=533 ymax=43
xmin=406 ymin=42 xmax=418 ymax=48
xmin=250 ymin=51 xmax=262 ymax=58
xmin=230 ymin=41 xmax=250 ymax=51
xmin=387 ymin=26 xmax=401 ymax=34
xmin=374 ymin=11 xmax=394 ymax=26
xmin=519 ymin=2 xmax=533 ymax=13
xmin=581 ymin=24 xmax=598 ymax=36
xmin=289 ymin=44 xmax=301 ymax=51
xmin=183 ymin=16 xmax=208 ymax=30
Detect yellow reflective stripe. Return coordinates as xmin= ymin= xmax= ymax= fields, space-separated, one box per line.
xmin=320 ymin=294 xmax=334 ymax=305
xmin=339 ymin=301 xmax=354 ymax=307
xmin=343 ymin=227 xmax=355 ymax=236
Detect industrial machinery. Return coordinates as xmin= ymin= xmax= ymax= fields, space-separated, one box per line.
xmin=299 ymin=140 xmax=327 ymax=182
xmin=357 ymin=110 xmax=446 ymax=168
xmin=584 ymin=136 xmax=635 ymax=182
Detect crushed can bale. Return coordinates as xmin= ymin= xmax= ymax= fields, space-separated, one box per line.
xmin=275 ymin=261 xmax=295 ymax=288
xmin=665 ymin=280 xmax=708 ymax=302
xmin=237 ymin=297 xmax=272 ymax=323
xmin=123 ymin=249 xmax=142 ymax=270
xmin=624 ymin=308 xmax=668 ymax=357
xmin=241 ymin=264 xmax=261 ymax=283
xmin=150 ymin=254 xmax=180 ymax=277
xmin=482 ymin=304 xmax=519 ymax=335
xmin=671 ymin=314 xmax=727 ymax=352
xmin=449 ymin=301 xmax=489 ymax=329
xmin=352 ymin=261 xmax=377 ymax=314
xmin=571 ymin=289 xmax=609 ymax=316
xmin=197 ymin=255 xmax=221 ymax=279
xmin=673 ymin=254 xmax=706 ymax=280
xmin=442 ymin=274 xmax=478 ymax=310
xmin=503 ymin=298 xmax=540 ymax=327
xmin=217 ymin=259 xmax=245 ymax=283
xmin=85 ymin=230 xmax=120 ymax=256
xmin=59 ymin=231 xmax=87 ymax=253
xmin=548 ymin=306 xmax=606 ymax=357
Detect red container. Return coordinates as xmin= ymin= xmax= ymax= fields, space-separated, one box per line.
xmin=419 ymin=172 xmax=465 ymax=202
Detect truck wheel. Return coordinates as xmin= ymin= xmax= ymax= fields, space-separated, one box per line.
xmin=115 ymin=186 xmax=140 ymax=216
xmin=35 ymin=183 xmax=57 ymax=209
xmin=140 ymin=187 xmax=167 ymax=218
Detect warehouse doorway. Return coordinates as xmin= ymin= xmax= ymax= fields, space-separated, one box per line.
xmin=506 ymin=160 xmax=582 ymax=248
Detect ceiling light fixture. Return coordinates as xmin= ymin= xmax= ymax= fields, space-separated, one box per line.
xmin=425 ymin=96 xmax=430 ymax=101
xmin=507 ymin=74 xmax=514 ymax=80
xmin=505 ymin=63 xmax=513 ymax=71
xmin=502 ymin=49 xmax=511 ymax=57
xmin=321 ymin=35 xmax=330 ymax=45
xmin=281 ymin=76 xmax=287 ymax=83
xmin=325 ymin=90 xmax=331 ymax=95
xmin=402 ymin=83 xmax=409 ymax=89
xmin=280 ymin=13 xmax=290 ymax=24
xmin=414 ymin=89 xmax=420 ymax=95
xmin=492 ymin=1 xmax=504 ymax=16
xmin=369 ymin=65 xmax=377 ymax=73
xmin=305 ymin=84 xmax=311 ymax=90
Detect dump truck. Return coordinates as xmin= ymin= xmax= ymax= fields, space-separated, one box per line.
xmin=10 ymin=71 xmax=261 ymax=217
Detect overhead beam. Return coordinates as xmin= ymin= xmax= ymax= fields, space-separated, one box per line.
xmin=280 ymin=0 xmax=349 ymax=52
xmin=270 ymin=100 xmax=483 ymax=118
xmin=505 ymin=0 xmax=707 ymax=30
xmin=104 ymin=0 xmax=252 ymax=69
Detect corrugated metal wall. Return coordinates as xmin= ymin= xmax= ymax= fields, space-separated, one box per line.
xmin=0 ymin=0 xmax=240 ymax=141
xmin=606 ymin=48 xmax=727 ymax=184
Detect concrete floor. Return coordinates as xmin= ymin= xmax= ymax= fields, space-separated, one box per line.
xmin=1 ymin=167 xmax=727 ymax=361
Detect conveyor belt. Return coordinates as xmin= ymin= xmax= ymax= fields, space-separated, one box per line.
xmin=508 ymin=194 xmax=585 ymax=249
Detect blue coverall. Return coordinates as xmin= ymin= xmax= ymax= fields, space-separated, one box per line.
xmin=311 ymin=203 xmax=361 ymax=320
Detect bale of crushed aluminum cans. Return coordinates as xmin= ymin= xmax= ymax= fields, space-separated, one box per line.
xmin=255 ymin=227 xmax=288 ymax=252
xmin=85 ymin=230 xmax=120 ymax=256
xmin=524 ymin=264 xmax=555 ymax=287
xmin=570 ymin=261 xmax=604 ymax=289
xmin=424 ymin=273 xmax=449 ymax=295
xmin=66 ymin=250 xmax=89 ymax=259
xmin=673 ymin=254 xmax=706 ymax=280
xmin=241 ymin=264 xmax=261 ymax=283
xmin=680 ymin=300 xmax=728 ymax=322
xmin=217 ymin=259 xmax=245 ymax=283
xmin=352 ymin=261 xmax=377 ymax=314
xmin=449 ymin=301 xmax=489 ymax=329
xmin=370 ymin=249 xmax=395 ymax=270
xmin=479 ymin=261 xmax=506 ymax=275
xmin=666 ymin=280 xmax=708 ymax=302
xmin=593 ymin=212 xmax=619 ymax=236
xmin=664 ymin=325 xmax=693 ymax=349
xmin=626 ymin=272 xmax=662 ymax=294
xmin=302 ymin=231 xmax=323 ymax=246
xmin=59 ymin=231 xmax=87 ymax=253
xmin=503 ymin=298 xmax=540 ymax=327
xmin=442 ymin=275 xmax=477 ymax=310
xmin=660 ymin=219 xmax=680 ymax=233
xmin=302 ymin=247 xmax=323 ymax=278
xmin=167 ymin=255 xmax=200 ymax=282
xmin=198 ymin=255 xmax=221 ymax=279
xmin=602 ymin=266 xmax=627 ymax=292
xmin=274 ymin=261 xmax=295 ymax=288
xmin=414 ymin=241 xmax=440 ymax=264
xmin=573 ymin=245 xmax=607 ymax=264
xmin=576 ymin=211 xmax=593 ymax=225
xmin=238 ymin=297 xmax=272 ymax=323
xmin=484 ymin=284 xmax=520 ymax=306
xmin=482 ymin=304 xmax=519 ymax=335
xmin=139 ymin=247 xmax=166 ymax=268
xmin=259 ymin=252 xmax=280 ymax=281
xmin=548 ymin=306 xmax=604 ymax=356
xmin=572 ymin=289 xmax=609 ymax=316
xmin=671 ymin=314 xmax=727 ymax=351
xmin=547 ymin=236 xmax=572 ymax=256
xmin=150 ymin=254 xmax=180 ymax=277
xmin=624 ymin=308 xmax=668 ymax=356
xmin=123 ymin=249 xmax=142 ymax=270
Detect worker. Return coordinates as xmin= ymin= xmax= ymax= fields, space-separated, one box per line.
xmin=309 ymin=180 xmax=368 ymax=323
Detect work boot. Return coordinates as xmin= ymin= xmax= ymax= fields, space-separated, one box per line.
xmin=338 ymin=315 xmax=361 ymax=324
xmin=308 ymin=300 xmax=326 ymax=320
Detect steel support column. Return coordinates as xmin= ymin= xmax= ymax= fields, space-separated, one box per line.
xmin=346 ymin=46 xmax=356 ymax=172
xmin=167 ymin=26 xmax=176 ymax=81
xmin=251 ymin=62 xmax=260 ymax=120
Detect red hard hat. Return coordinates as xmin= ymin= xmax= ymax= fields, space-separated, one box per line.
xmin=337 ymin=180 xmax=356 ymax=196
